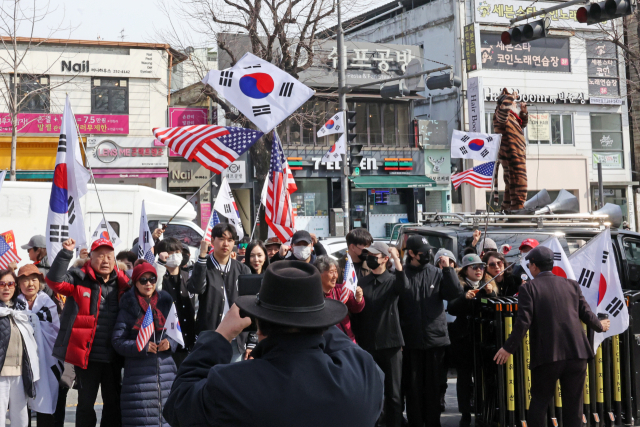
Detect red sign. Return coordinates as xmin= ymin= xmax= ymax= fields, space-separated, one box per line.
xmin=0 ymin=230 xmax=18 ymax=254
xmin=169 ymin=107 xmax=210 ymax=127
xmin=0 ymin=113 xmax=129 ymax=134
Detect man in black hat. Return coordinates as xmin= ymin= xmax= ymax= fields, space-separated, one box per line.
xmin=270 ymin=230 xmax=316 ymax=263
xmin=399 ymin=234 xmax=462 ymax=427
xmin=494 ymin=246 xmax=611 ymax=427
xmin=164 ymin=261 xmax=385 ymax=427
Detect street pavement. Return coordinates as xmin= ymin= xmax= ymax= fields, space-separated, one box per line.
xmin=21 ymin=378 xmax=465 ymax=426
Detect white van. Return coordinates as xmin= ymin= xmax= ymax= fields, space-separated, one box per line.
xmin=0 ymin=181 xmax=204 ymax=263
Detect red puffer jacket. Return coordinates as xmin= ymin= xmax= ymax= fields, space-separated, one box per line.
xmin=45 ymin=248 xmax=130 ymax=369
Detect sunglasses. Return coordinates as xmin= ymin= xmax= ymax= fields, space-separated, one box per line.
xmin=238 ymin=243 xmax=248 ymax=249
xmin=137 ymin=277 xmax=157 ymax=285
xmin=470 ymin=265 xmax=485 ymax=271
xmin=0 ymin=281 xmax=16 ymax=289
xmin=488 ymin=261 xmax=504 ymax=268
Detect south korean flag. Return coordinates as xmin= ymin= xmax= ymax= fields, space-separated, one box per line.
xmin=201 ymin=52 xmax=315 ymax=133
xmin=321 ymin=134 xmax=346 ymax=164
xmin=521 ymin=237 xmax=576 ymax=281
xmin=451 ymin=130 xmax=501 ymax=161
xmin=317 ymin=111 xmax=345 ymax=137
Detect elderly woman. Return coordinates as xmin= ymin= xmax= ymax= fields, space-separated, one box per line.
xmin=244 ymin=240 xmax=270 ymax=275
xmin=112 ymin=262 xmax=177 ymax=427
xmin=15 ymin=264 xmax=62 ymax=426
xmin=483 ymin=251 xmax=520 ymax=296
xmin=448 ymin=254 xmax=496 ymax=427
xmin=0 ymin=268 xmax=40 ymax=427
xmin=314 ymin=255 xmax=364 ymax=343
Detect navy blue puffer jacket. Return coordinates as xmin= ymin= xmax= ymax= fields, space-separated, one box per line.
xmin=112 ymin=288 xmax=177 ymax=427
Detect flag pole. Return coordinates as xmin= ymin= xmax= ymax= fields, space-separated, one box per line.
xmin=249 ymin=202 xmax=262 ymax=241
xmin=165 ymin=175 xmax=218 ymax=228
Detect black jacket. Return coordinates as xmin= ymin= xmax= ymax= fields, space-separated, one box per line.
xmin=187 ymin=255 xmax=251 ymax=353
xmin=160 ymin=266 xmax=197 ymax=352
xmin=163 ymin=327 xmax=384 ymax=427
xmin=399 ymin=264 xmax=463 ymax=349
xmin=503 ymin=271 xmax=603 ymax=369
xmin=0 ymin=300 xmax=36 ymax=398
xmin=351 ymin=269 xmax=410 ymax=351
xmin=448 ymin=274 xmax=496 ymax=342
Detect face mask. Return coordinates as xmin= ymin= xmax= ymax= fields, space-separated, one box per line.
xmin=415 ymin=253 xmax=430 ymax=266
xmin=166 ymin=253 xmax=183 ymax=268
xmin=124 ymin=269 xmax=133 ymax=278
xmin=366 ymin=255 xmax=381 ymax=270
xmin=292 ymin=245 xmax=312 ymax=260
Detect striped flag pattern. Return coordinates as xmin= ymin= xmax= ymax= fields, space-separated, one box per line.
xmin=136 ymin=306 xmax=155 ymax=352
xmin=203 ymin=211 xmax=221 ymax=243
xmin=265 ymin=131 xmax=296 ymax=243
xmin=153 ymin=125 xmax=263 ymax=175
xmin=451 ymin=161 xmax=495 ymax=189
xmin=0 ymin=234 xmax=20 ymax=269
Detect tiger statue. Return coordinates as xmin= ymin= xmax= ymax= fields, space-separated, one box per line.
xmin=492 ymin=88 xmax=529 ymax=212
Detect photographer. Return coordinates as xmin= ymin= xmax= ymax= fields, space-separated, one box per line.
xmin=164 ymin=261 xmax=384 ymax=427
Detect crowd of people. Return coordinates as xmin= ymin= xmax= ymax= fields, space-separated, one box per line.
xmin=0 ymin=224 xmax=540 ymax=427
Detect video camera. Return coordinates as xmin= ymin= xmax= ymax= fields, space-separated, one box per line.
xmin=238 ymin=274 xmax=263 ymax=332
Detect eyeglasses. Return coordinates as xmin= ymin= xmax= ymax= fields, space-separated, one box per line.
xmin=0 ymin=281 xmax=16 ymax=289
xmin=470 ymin=265 xmax=485 ymax=271
xmin=137 ymin=277 xmax=157 ymax=285
xmin=488 ymin=261 xmax=504 ymax=268
xmin=238 ymin=243 xmax=248 ymax=249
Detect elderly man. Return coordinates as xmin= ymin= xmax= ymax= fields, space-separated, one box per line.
xmin=46 ymin=238 xmax=130 ymax=427
xmin=164 ymin=261 xmax=384 ymax=427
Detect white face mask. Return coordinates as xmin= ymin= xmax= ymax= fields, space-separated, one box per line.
xmin=292 ymin=245 xmax=312 ymax=261
xmin=166 ymin=253 xmax=183 ymax=268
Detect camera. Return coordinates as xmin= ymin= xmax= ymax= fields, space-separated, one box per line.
xmin=238 ymin=274 xmax=263 ymax=332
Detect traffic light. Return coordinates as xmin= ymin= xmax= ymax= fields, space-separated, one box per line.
xmin=346 ymin=110 xmax=362 ymax=176
xmin=381 ymin=79 xmax=410 ymax=99
xmin=501 ymin=17 xmax=550 ymax=45
xmin=426 ymin=73 xmax=462 ymax=90
xmin=577 ymin=0 xmax=634 ymax=24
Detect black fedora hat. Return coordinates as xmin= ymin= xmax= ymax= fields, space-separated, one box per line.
xmin=236 ymin=260 xmax=347 ymax=328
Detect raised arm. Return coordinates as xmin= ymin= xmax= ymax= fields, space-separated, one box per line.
xmin=440 ymin=266 xmax=463 ymax=301
xmin=187 ymin=241 xmax=209 ymax=295
xmin=45 ymin=239 xmax=77 ymax=297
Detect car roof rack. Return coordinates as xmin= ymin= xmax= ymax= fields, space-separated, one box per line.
xmin=418 ymin=212 xmax=610 ymax=229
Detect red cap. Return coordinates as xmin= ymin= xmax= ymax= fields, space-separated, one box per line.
xmin=519 ymin=239 xmax=539 ymax=251
xmin=91 ymin=238 xmax=114 ymax=252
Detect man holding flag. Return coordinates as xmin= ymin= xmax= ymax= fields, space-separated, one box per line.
xmin=495 ymin=246 xmax=610 ymax=427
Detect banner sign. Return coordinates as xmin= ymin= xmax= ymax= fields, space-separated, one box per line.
xmin=169 ymin=107 xmax=210 ymax=127
xmin=87 ymin=137 xmax=168 ymax=168
xmin=467 ymin=76 xmax=485 ymax=133
xmin=464 ymin=23 xmax=481 ymax=72
xmin=480 ymin=32 xmax=571 ymax=72
xmin=0 ymin=113 xmax=129 ymax=134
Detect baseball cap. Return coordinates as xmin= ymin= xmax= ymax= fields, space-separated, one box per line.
xmin=264 ymin=237 xmax=281 ymax=247
xmin=479 ymin=238 xmax=497 ymax=251
xmin=21 ymin=235 xmax=46 ymax=250
xmin=519 ymin=239 xmax=539 ymax=251
xmin=525 ymin=246 xmax=554 ymax=265
xmin=291 ymin=230 xmax=312 ymax=245
xmin=406 ymin=235 xmax=432 ymax=255
xmin=366 ymin=241 xmax=390 ymax=257
xmin=91 ymin=238 xmax=114 ymax=252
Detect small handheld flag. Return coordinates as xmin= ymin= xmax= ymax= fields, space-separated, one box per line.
xmin=165 ymin=303 xmax=185 ymax=348
xmin=138 ymin=201 xmax=155 ymax=263
xmin=0 ymin=234 xmax=21 ymax=269
xmin=214 ymin=177 xmax=245 ymax=240
xmin=203 ymin=211 xmax=221 ymax=243
xmin=343 ymin=253 xmax=358 ymax=301
xmin=136 ymin=306 xmax=155 ymax=352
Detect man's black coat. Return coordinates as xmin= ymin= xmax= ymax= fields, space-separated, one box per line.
xmin=163 ymin=326 xmax=384 ymax=427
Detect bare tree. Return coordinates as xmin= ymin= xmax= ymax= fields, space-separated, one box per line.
xmin=0 ymin=0 xmax=75 ymax=181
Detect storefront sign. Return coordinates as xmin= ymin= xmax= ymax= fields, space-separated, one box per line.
xmin=424 ymin=149 xmax=451 ymax=186
xmin=169 ymin=107 xmax=210 ymax=127
xmin=0 ymin=113 xmax=129 ymax=134
xmin=169 ymin=162 xmax=211 ymax=188
xmin=474 ymin=0 xmax=608 ymax=30
xmin=528 ymin=113 xmax=550 ymax=141
xmin=221 ymin=160 xmax=247 ymax=183
xmin=587 ymin=40 xmax=619 ymax=97
xmin=593 ymin=152 xmax=623 ymax=169
xmin=87 ymin=137 xmax=168 ymax=168
xmin=480 ymin=32 xmax=570 ymax=73
xmin=589 ymin=97 xmax=623 ymax=105
xmin=310 ymin=157 xmax=377 ymax=171
xmin=464 ymin=23 xmax=481 ymax=72
xmin=484 ymin=87 xmax=588 ymax=104
xmin=417 ymin=120 xmax=449 ymax=147
xmin=468 ymin=77 xmax=485 ymax=133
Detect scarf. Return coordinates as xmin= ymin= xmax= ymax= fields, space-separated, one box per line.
xmin=509 ymin=110 xmax=523 ymax=127
xmin=133 ymin=289 xmax=166 ymax=331
xmin=466 ymin=278 xmax=481 ymax=290
xmin=0 ymin=305 xmax=40 ymax=384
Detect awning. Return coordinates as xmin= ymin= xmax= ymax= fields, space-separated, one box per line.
xmin=349 ymin=175 xmax=436 ymax=188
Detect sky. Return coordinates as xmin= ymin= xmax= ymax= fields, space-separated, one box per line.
xmin=33 ymin=0 xmax=390 ymax=46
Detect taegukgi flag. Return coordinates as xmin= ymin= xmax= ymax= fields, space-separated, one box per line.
xmin=569 ymin=229 xmax=608 ymax=312
xmin=165 ymin=303 xmax=185 ymax=348
xmin=451 ymin=130 xmax=500 ymax=161
xmin=201 ymin=52 xmax=315 ymax=133
xmin=91 ymin=218 xmax=123 ymax=249
xmin=520 ymin=237 xmax=576 ymax=281
xmin=321 ymin=133 xmax=346 ymax=164
xmin=46 ymin=95 xmax=91 ymax=261
xmin=138 ymin=201 xmax=155 ymax=263
xmin=317 ymin=111 xmax=346 ymax=137
xmin=214 ymin=177 xmax=245 ymax=240
xmin=342 ymin=253 xmax=358 ymax=300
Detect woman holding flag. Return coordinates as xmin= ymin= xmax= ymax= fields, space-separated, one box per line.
xmin=112 ymin=262 xmax=177 ymax=427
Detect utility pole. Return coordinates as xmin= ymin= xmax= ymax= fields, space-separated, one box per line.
xmin=337 ymin=0 xmax=350 ymax=234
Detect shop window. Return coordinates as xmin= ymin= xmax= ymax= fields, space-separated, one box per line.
xmin=355 ymin=102 xmax=368 ymax=145
xmin=92 ymin=78 xmax=128 ymax=114
xmin=369 ymin=103 xmax=382 ymax=145
xmin=108 ymin=222 xmax=120 ymax=237
xmin=290 ymin=179 xmax=329 ymax=216
xmin=397 ymin=103 xmax=411 ymax=146
xmin=528 ymin=113 xmax=573 ymax=145
xmin=11 ymin=75 xmax=50 ymax=113
xmin=369 ymin=188 xmax=410 ymax=214
xmin=622 ymin=238 xmax=640 ymax=290
xmin=484 ymin=113 xmax=495 ymax=133
xmin=383 ymin=104 xmax=396 ymax=146
xmin=590 ymin=113 xmax=623 ymax=169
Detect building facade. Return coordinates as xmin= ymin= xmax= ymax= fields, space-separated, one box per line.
xmin=0 ymin=38 xmax=184 ymax=189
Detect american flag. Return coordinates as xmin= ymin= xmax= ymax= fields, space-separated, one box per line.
xmin=136 ymin=306 xmax=155 ymax=352
xmin=153 ymin=125 xmax=263 ymax=174
xmin=451 ymin=161 xmax=495 ymax=189
xmin=203 ymin=211 xmax=220 ymax=243
xmin=0 ymin=235 xmax=20 ymax=269
xmin=265 ymin=131 xmax=296 ymax=243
